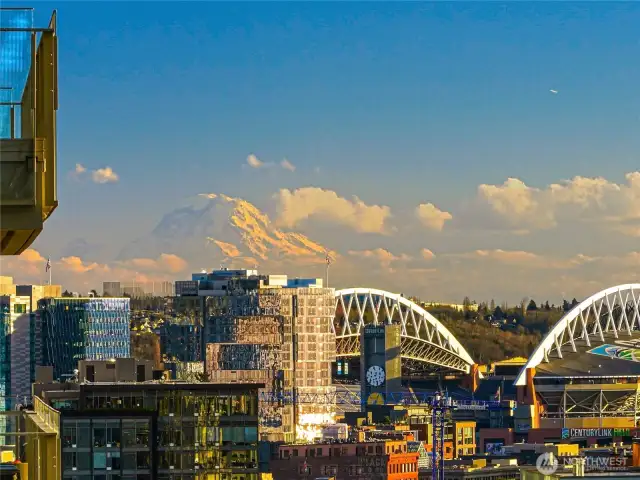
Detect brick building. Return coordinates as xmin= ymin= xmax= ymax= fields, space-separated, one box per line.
xmin=270 ymin=440 xmax=419 ymax=480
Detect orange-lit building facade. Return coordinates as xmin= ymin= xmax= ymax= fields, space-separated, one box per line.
xmin=454 ymin=421 xmax=477 ymax=456
xmin=271 ymin=441 xmax=418 ymax=480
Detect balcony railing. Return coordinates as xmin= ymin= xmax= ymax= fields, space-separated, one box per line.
xmin=33 ymin=395 xmax=60 ymax=432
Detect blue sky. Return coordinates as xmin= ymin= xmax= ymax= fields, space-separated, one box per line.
xmin=3 ymin=2 xmax=640 ymax=301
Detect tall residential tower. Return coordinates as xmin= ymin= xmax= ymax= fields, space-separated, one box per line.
xmin=176 ymin=269 xmax=336 ymax=442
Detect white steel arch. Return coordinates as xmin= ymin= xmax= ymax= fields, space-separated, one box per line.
xmin=333 ymin=288 xmax=476 ymax=373
xmin=514 ymin=284 xmax=640 ymax=386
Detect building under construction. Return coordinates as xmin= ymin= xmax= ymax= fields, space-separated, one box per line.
xmin=176 ymin=269 xmax=337 ymax=442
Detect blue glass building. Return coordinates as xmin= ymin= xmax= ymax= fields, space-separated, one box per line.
xmin=38 ymin=297 xmax=131 ymax=380
xmin=157 ymin=321 xmax=202 ymax=362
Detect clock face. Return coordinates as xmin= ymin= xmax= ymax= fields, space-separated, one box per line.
xmin=366 ymin=365 xmax=386 ymax=387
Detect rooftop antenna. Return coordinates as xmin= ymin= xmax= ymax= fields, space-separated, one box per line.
xmin=325 ymin=250 xmax=332 ymax=288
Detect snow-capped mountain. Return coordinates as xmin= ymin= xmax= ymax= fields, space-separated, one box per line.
xmin=119 ymin=193 xmax=335 ymax=269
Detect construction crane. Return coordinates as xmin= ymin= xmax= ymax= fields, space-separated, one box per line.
xmin=0 ymin=8 xmax=59 ymax=255
xmin=431 ymin=391 xmax=450 ymax=480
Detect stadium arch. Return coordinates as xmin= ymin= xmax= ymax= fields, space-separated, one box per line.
xmin=514 ymin=284 xmax=640 ymax=387
xmin=333 ymin=288 xmax=476 ymax=374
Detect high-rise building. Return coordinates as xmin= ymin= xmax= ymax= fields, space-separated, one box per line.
xmin=0 ymin=277 xmax=16 ymax=296
xmin=177 ymin=268 xmax=336 ymax=442
xmin=157 ymin=320 xmax=202 ymax=363
xmin=0 ymin=295 xmax=35 ymax=402
xmin=16 ymin=283 xmax=62 ymax=311
xmin=102 ymin=281 xmax=121 ymax=297
xmin=37 ymin=297 xmax=131 ymax=379
xmin=0 ymin=294 xmax=34 ymax=445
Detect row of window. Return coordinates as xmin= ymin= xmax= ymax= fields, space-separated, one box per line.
xmin=63 ymin=450 xmax=256 ymax=472
xmin=63 ymin=422 xmax=258 ymax=449
xmin=389 ymin=462 xmax=417 ymax=474
xmin=65 ymin=475 xmax=260 ymax=480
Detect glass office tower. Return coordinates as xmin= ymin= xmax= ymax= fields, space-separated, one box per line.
xmin=38 ymin=297 xmax=131 ymax=379
xmin=43 ymin=381 xmax=261 ymax=479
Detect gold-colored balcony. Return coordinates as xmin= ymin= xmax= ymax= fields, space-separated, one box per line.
xmin=0 ymin=8 xmax=58 ymax=255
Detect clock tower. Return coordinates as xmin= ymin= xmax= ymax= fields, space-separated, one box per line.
xmin=360 ymin=324 xmax=402 ymax=406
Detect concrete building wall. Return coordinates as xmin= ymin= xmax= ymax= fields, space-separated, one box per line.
xmin=16 ymin=284 xmax=62 ymax=311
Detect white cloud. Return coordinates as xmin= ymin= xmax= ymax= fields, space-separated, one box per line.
xmin=0 ymin=249 xmax=189 ymax=292
xmin=347 ymin=248 xmax=414 ymax=275
xmin=415 ymin=203 xmax=453 ymax=231
xmin=92 ymin=167 xmax=119 ymax=184
xmin=281 ymin=159 xmax=296 ymax=172
xmin=443 ymin=249 xmax=601 ymax=273
xmin=247 ymin=154 xmax=264 ymax=169
xmin=477 ymin=172 xmax=640 ymax=235
xmin=421 ymin=248 xmax=435 ymax=260
xmin=69 ymin=163 xmax=87 ymax=180
xmin=119 ymin=253 xmax=189 ymax=274
xmin=348 ymin=248 xmax=411 ymax=268
xmin=274 ymin=187 xmax=392 ymax=234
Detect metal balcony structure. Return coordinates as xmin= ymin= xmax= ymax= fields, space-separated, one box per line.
xmin=0 ymin=8 xmax=58 ymax=255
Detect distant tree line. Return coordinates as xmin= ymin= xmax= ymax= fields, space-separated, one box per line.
xmin=420 ymin=295 xmax=583 ymax=363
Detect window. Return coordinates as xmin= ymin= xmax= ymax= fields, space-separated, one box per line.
xmin=62 ymin=451 xmax=90 ymax=470
xmin=322 ymin=465 xmax=338 ymax=475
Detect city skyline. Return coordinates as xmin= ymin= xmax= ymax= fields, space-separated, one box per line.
xmin=1 ymin=2 xmax=639 ymax=302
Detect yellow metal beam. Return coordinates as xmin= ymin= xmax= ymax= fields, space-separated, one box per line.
xmin=0 ymin=10 xmax=58 ymax=255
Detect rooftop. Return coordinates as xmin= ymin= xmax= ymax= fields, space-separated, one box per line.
xmin=534 ymin=333 xmax=640 ymax=380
